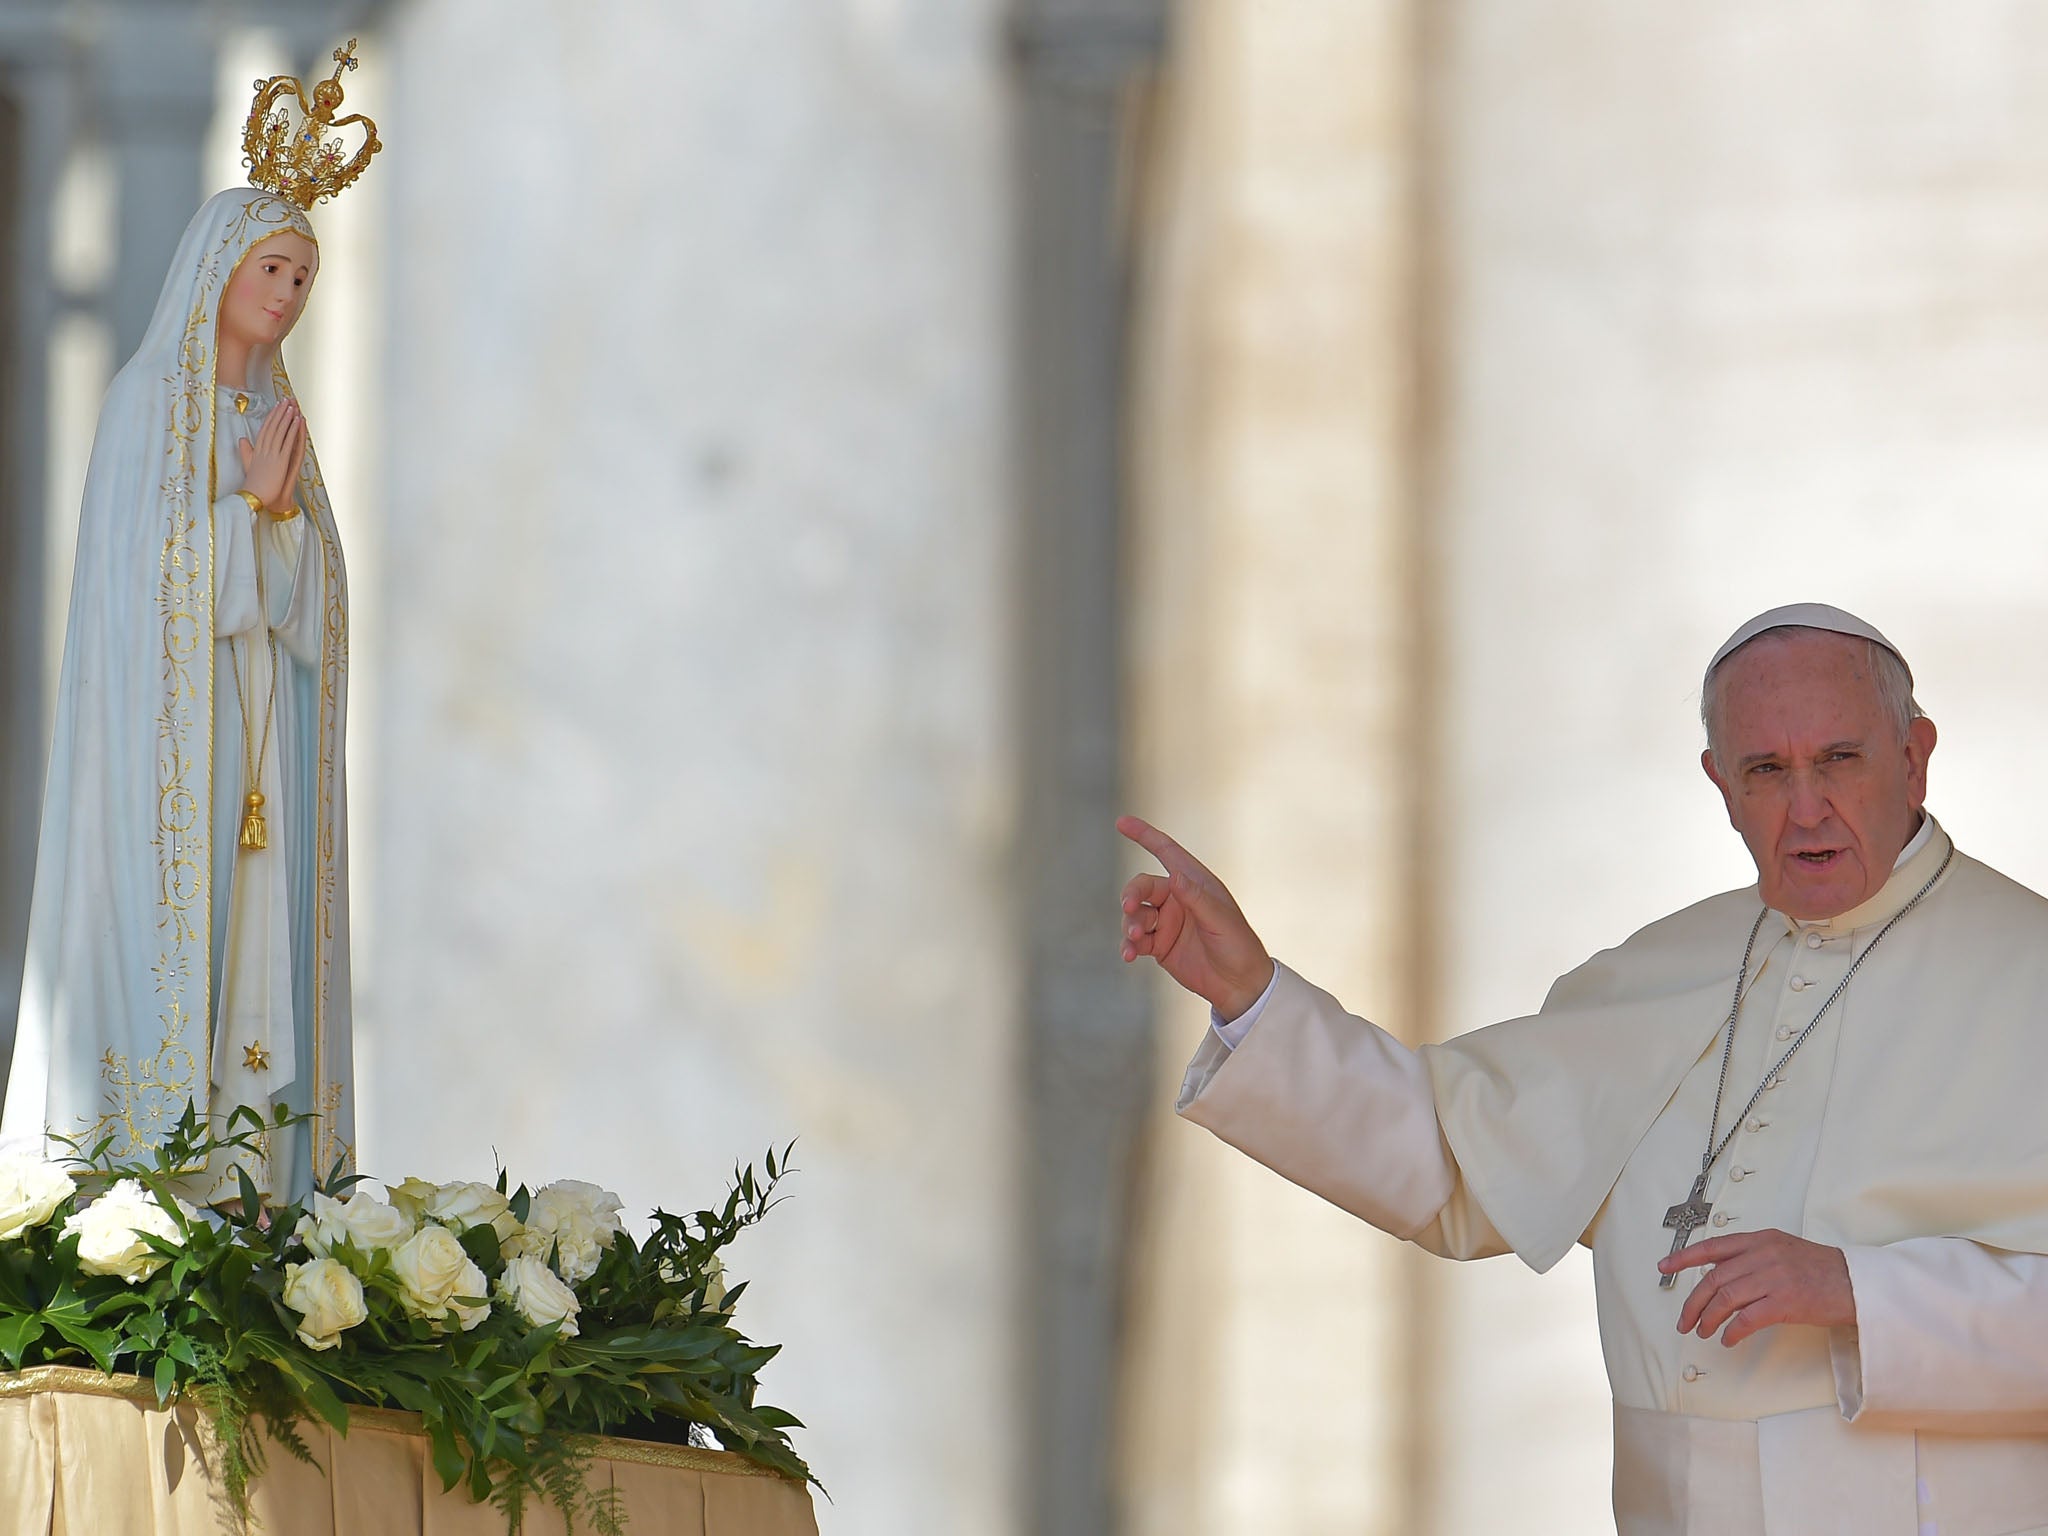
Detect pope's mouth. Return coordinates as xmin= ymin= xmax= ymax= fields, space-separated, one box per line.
xmin=1791 ymin=849 xmax=1844 ymax=868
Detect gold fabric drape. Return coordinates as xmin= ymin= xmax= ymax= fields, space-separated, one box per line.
xmin=0 ymin=1368 xmax=818 ymax=1536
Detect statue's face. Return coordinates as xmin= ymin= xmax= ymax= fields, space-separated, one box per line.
xmin=219 ymin=231 xmax=318 ymax=363
xmin=1701 ymin=630 xmax=1936 ymax=920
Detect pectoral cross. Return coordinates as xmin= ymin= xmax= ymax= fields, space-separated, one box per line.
xmin=1660 ymin=1174 xmax=1712 ymax=1289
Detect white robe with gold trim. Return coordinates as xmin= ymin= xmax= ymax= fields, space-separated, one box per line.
xmin=1 ymin=189 xmax=354 ymax=1201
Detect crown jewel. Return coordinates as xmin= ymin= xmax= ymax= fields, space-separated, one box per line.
xmin=243 ymin=39 xmax=383 ymax=210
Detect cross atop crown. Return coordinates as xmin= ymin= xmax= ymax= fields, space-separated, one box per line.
xmin=242 ymin=38 xmax=383 ymax=211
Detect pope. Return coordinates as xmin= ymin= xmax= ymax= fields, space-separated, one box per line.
xmin=1119 ymin=603 xmax=2048 ymax=1535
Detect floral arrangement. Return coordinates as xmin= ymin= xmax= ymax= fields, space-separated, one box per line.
xmin=0 ymin=1106 xmax=809 ymax=1534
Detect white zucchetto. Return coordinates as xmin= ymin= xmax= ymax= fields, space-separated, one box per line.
xmin=1705 ymin=602 xmax=1912 ymax=690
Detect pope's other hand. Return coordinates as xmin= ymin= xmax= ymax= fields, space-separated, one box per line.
xmin=1661 ymin=1227 xmax=1855 ymax=1347
xmin=1116 ymin=815 xmax=1274 ymax=1022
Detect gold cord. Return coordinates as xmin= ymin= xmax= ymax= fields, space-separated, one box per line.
xmin=229 ymin=496 xmax=282 ymax=852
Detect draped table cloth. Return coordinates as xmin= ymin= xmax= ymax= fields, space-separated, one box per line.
xmin=0 ymin=1367 xmax=818 ymax=1535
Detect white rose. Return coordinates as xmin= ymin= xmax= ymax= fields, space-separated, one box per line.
xmin=391 ymin=1224 xmax=490 ymax=1330
xmin=536 ymin=1180 xmax=624 ymax=1242
xmin=446 ymin=1262 xmax=492 ymax=1332
xmin=384 ymin=1176 xmax=438 ymax=1225
xmin=423 ymin=1181 xmax=520 ymax=1243
xmin=335 ymin=1191 xmax=411 ymax=1251
xmin=292 ymin=1193 xmax=337 ymax=1255
xmin=0 ymin=1155 xmax=75 ymax=1241
xmin=496 ymin=1254 xmax=580 ymax=1337
xmin=283 ymin=1257 xmax=368 ymax=1351
xmin=508 ymin=1180 xmax=623 ymax=1286
xmin=294 ymin=1190 xmax=412 ymax=1258
xmin=61 ymin=1180 xmax=190 ymax=1283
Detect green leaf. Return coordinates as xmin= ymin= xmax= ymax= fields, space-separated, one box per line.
xmin=46 ymin=1316 xmax=120 ymax=1374
xmin=260 ymin=1345 xmax=351 ymax=1434
xmin=382 ymin=1375 xmax=435 ymax=1414
xmin=87 ymin=1291 xmax=153 ymax=1326
xmin=153 ymin=1353 xmax=178 ymax=1405
xmin=425 ymin=1411 xmax=466 ymax=1492
xmin=458 ymin=1223 xmax=502 ymax=1272
xmin=237 ymin=1166 xmax=262 ymax=1226
xmin=0 ymin=1313 xmax=45 ymax=1368
xmin=301 ymin=1371 xmax=351 ymax=1434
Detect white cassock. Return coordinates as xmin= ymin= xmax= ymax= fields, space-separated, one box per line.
xmin=1 ymin=188 xmax=355 ymax=1201
xmin=1181 ymin=816 xmax=2048 ymax=1536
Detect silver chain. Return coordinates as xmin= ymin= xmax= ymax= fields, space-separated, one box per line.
xmin=1697 ymin=843 xmax=1955 ymax=1185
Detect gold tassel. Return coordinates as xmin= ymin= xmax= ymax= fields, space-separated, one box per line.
xmin=239 ymin=791 xmax=269 ymax=851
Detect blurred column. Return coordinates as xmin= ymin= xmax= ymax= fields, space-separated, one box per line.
xmin=1008 ymin=4 xmax=1166 ymax=1534
xmin=1121 ymin=3 xmax=1426 ymax=1533
xmin=96 ymin=4 xmax=211 ymax=360
xmin=0 ymin=15 xmax=73 ymax=1096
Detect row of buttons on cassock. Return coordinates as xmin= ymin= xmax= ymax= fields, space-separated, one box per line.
xmin=1679 ymin=934 xmax=1843 ymax=1386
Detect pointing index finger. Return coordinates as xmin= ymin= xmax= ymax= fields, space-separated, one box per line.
xmin=1116 ymin=815 xmax=1207 ymax=883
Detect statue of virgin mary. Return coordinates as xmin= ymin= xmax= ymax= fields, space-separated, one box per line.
xmin=0 ymin=46 xmax=380 ymax=1202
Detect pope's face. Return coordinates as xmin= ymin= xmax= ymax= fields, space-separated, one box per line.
xmin=1702 ymin=631 xmax=1936 ymax=921
xmin=219 ymin=231 xmax=317 ymax=363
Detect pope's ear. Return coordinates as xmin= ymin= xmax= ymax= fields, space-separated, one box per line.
xmin=1905 ymin=715 xmax=1937 ymax=805
xmin=1701 ymin=748 xmax=1736 ymax=821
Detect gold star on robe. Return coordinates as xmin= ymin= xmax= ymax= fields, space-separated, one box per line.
xmin=243 ymin=1041 xmax=271 ymax=1073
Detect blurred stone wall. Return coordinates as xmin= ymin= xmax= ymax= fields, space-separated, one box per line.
xmin=365 ymin=5 xmax=1020 ymax=1532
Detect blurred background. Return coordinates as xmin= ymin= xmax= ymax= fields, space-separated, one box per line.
xmin=4 ymin=2 xmax=2048 ymax=1532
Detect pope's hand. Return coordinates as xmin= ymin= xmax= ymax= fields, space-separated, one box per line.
xmin=1661 ymin=1227 xmax=1855 ymax=1347
xmin=1116 ymin=815 xmax=1274 ymax=1021
xmin=236 ymin=397 xmax=308 ymax=514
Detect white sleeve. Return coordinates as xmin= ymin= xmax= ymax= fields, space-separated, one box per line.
xmin=213 ymin=495 xmax=262 ymax=639
xmin=1832 ymin=1237 xmax=2048 ymax=1432
xmin=1178 ymin=963 xmax=1509 ymax=1259
xmin=1210 ymin=964 xmax=1281 ymax=1050
xmin=263 ymin=515 xmax=324 ymax=665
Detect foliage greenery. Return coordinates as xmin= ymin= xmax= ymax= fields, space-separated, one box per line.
xmin=0 ymin=1105 xmax=811 ymax=1532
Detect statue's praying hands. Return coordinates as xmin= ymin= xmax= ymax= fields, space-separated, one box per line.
xmin=235 ymin=396 xmax=309 ymax=515
xmin=1116 ymin=815 xmax=1275 ymax=1022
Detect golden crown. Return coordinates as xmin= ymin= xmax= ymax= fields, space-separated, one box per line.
xmin=243 ymin=39 xmax=383 ymax=210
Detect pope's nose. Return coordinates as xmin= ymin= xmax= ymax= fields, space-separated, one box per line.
xmin=1784 ymin=774 xmax=1831 ymax=827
